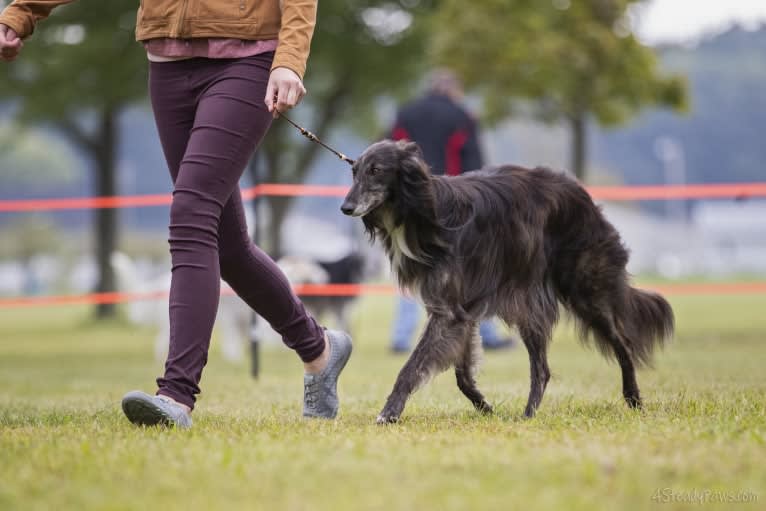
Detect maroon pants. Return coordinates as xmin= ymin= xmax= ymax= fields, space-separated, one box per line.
xmin=149 ymin=53 xmax=325 ymax=409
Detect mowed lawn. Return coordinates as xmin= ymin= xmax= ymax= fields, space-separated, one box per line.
xmin=0 ymin=291 xmax=764 ymax=510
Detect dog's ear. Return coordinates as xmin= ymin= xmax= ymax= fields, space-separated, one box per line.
xmin=395 ymin=140 xmax=424 ymax=160
xmin=392 ymin=139 xmax=435 ymax=228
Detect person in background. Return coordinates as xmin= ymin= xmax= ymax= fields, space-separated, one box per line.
xmin=389 ymin=69 xmax=515 ymax=353
xmin=0 ymin=0 xmax=352 ymax=428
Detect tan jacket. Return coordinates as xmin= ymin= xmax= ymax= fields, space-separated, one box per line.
xmin=0 ymin=0 xmax=317 ymax=77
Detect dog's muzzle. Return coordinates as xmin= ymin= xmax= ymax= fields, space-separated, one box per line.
xmin=340 ymin=201 xmax=356 ymax=216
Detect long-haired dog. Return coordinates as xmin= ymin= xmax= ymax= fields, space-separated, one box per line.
xmin=341 ymin=140 xmax=674 ymax=424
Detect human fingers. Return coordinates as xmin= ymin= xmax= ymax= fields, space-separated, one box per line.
xmin=6 ymin=27 xmax=20 ymax=43
xmin=294 ymin=82 xmax=307 ymax=107
xmin=268 ymin=68 xmax=306 ymax=116
xmin=0 ymin=25 xmax=20 ymax=46
xmin=284 ymin=83 xmax=299 ymax=109
xmin=264 ymin=75 xmax=277 ymax=114
xmin=0 ymin=45 xmax=21 ymax=62
xmin=275 ymin=79 xmax=291 ymax=116
xmin=279 ymin=79 xmax=307 ymax=111
xmin=0 ymin=25 xmax=23 ymax=62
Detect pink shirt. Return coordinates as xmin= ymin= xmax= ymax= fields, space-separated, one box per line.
xmin=144 ymin=38 xmax=278 ymax=62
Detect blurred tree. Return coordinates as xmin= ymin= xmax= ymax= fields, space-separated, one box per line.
xmin=0 ymin=214 xmax=59 ymax=262
xmin=0 ymin=214 xmax=60 ymax=294
xmin=0 ymin=123 xmax=78 ymax=186
xmin=0 ymin=0 xmax=439 ymax=311
xmin=0 ymin=1 xmax=146 ymax=317
xmin=599 ymin=26 xmax=766 ymax=189
xmin=431 ymin=0 xmax=688 ymax=181
xmin=250 ymin=0 xmax=436 ymax=256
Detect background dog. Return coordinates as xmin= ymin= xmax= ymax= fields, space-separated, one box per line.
xmin=113 ymin=250 xmax=370 ymax=363
xmin=111 ymin=252 xmax=251 ymax=362
xmin=267 ymin=252 xmax=368 ymax=336
xmin=341 ymin=140 xmax=675 ymax=423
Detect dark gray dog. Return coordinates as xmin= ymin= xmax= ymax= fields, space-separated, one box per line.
xmin=341 ymin=140 xmax=674 ymax=424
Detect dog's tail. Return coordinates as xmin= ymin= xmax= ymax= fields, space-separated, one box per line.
xmin=573 ymin=282 xmax=675 ymax=367
xmin=619 ymin=287 xmax=674 ymax=367
xmin=565 ymin=279 xmax=675 ymax=367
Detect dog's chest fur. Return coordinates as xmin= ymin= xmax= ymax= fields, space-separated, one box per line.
xmin=377 ymin=211 xmax=442 ymax=302
xmin=382 ymin=213 xmax=427 ymax=270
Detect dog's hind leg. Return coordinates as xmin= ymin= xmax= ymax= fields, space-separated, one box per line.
xmin=377 ymin=314 xmax=468 ymax=424
xmin=586 ymin=309 xmax=642 ymax=408
xmin=517 ymin=323 xmax=552 ymax=418
xmin=455 ymin=324 xmax=493 ymax=414
xmin=567 ymin=293 xmax=644 ymax=409
xmin=612 ymin=339 xmax=641 ymax=408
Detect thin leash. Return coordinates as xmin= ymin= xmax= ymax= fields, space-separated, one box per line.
xmin=280 ymin=112 xmax=356 ymax=166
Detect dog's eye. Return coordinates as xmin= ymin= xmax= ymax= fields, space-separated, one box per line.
xmin=371 ymin=167 xmax=382 ymax=175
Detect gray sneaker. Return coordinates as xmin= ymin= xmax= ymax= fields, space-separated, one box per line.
xmin=121 ymin=390 xmax=193 ymax=429
xmin=303 ymin=330 xmax=353 ymax=419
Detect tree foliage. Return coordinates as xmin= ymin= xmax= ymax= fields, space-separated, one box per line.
xmin=431 ymin=0 xmax=688 ymax=180
xmin=0 ymin=0 xmax=438 ymax=304
xmin=0 ymin=1 xmax=147 ymax=317
xmin=0 ymin=124 xmax=78 ymax=185
xmin=252 ymin=0 xmax=436 ymax=255
xmin=0 ymin=214 xmax=60 ymax=262
xmin=595 ymin=26 xmax=766 ymax=192
xmin=0 ymin=2 xmax=144 ymax=118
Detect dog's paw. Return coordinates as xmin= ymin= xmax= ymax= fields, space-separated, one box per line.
xmin=624 ymin=395 xmax=643 ymax=409
xmin=477 ymin=401 xmax=493 ymax=415
xmin=523 ymin=406 xmax=537 ymax=419
xmin=376 ymin=413 xmax=399 ymax=425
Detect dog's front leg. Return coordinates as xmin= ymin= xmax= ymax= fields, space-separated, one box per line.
xmin=378 ymin=315 xmax=465 ymax=424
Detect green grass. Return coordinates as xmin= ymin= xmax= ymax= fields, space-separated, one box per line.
xmin=1 ymin=292 xmax=765 ymax=510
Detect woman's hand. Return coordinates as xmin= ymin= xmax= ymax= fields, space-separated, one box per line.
xmin=0 ymin=24 xmax=23 ymax=62
xmin=265 ymin=67 xmax=307 ymax=118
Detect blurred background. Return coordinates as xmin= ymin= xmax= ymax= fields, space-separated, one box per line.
xmin=0 ymin=0 xmax=764 ymax=325
xmin=2 ymin=4 xmax=765 ymax=508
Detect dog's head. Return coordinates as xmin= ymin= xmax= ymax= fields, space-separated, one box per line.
xmin=340 ymin=139 xmax=430 ymax=218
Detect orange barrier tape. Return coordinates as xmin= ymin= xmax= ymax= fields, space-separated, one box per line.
xmin=2 ymin=182 xmax=766 ymax=212
xmin=0 ymin=193 xmax=174 ymax=212
xmin=0 ymin=284 xmax=396 ymax=308
xmin=241 ymin=183 xmax=350 ymax=201
xmin=0 ymin=282 xmax=763 ymax=308
xmin=649 ymin=282 xmax=766 ymax=296
xmin=587 ymin=182 xmax=766 ymax=201
xmin=0 ymin=184 xmax=350 ymax=212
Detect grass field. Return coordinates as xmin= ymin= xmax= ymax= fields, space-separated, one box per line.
xmin=0 ymin=291 xmax=764 ymax=510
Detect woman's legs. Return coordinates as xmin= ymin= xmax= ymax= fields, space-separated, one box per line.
xmin=148 ymin=55 xmax=325 ymax=410
xmin=217 ymin=189 xmax=325 ymax=364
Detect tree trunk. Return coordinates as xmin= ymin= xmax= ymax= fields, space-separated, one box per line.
xmin=265 ymin=195 xmax=290 ymax=259
xmin=570 ymin=113 xmax=587 ymax=182
xmin=245 ymin=155 xmax=262 ymax=379
xmin=93 ymin=109 xmax=119 ymax=319
xmin=246 ymin=155 xmax=262 ymax=245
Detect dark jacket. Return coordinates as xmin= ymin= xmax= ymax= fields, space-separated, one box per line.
xmin=390 ymin=93 xmax=483 ymax=176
